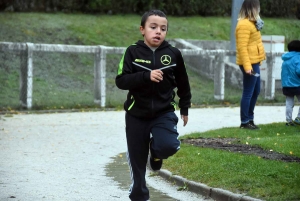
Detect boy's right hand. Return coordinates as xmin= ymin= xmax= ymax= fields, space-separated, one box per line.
xmin=150 ymin=70 xmax=163 ymax=83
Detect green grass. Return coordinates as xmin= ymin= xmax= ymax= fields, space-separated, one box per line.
xmin=1 ymin=13 xmax=299 ymax=47
xmin=163 ymin=123 xmax=300 ymax=201
xmin=0 ymin=13 xmax=299 ymax=111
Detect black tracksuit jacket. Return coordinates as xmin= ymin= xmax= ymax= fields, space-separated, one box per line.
xmin=115 ymin=40 xmax=191 ymax=119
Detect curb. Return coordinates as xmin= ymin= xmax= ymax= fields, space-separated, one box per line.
xmin=157 ymin=169 xmax=263 ymax=201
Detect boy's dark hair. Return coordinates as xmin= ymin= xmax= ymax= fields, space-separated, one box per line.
xmin=288 ymin=40 xmax=300 ymax=52
xmin=140 ymin=10 xmax=168 ymax=29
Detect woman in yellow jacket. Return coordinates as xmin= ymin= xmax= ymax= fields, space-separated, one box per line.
xmin=235 ymin=0 xmax=266 ymax=129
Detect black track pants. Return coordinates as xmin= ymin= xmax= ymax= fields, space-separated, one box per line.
xmin=125 ymin=112 xmax=180 ymax=201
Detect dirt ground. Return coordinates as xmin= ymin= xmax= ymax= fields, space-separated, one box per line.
xmin=181 ymin=137 xmax=300 ymax=163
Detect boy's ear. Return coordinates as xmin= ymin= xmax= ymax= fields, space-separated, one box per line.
xmin=140 ymin=26 xmax=145 ymax=36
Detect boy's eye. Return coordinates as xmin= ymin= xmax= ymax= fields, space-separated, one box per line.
xmin=151 ymin=26 xmax=156 ymax=29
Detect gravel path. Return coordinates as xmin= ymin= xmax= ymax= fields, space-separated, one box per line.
xmin=0 ymin=106 xmax=288 ymax=200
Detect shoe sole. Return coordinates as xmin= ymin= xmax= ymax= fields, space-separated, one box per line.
xmin=147 ymin=154 xmax=159 ymax=172
xmin=240 ymin=126 xmax=257 ymax=130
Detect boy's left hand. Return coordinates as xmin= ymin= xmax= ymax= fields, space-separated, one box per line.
xmin=181 ymin=115 xmax=188 ymax=127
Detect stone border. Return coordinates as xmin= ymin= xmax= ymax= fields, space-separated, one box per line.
xmin=157 ymin=169 xmax=263 ymax=201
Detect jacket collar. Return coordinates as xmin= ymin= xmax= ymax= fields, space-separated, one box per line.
xmin=136 ymin=40 xmax=169 ymax=50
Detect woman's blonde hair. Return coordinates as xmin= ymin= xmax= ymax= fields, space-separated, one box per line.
xmin=238 ymin=0 xmax=261 ymax=21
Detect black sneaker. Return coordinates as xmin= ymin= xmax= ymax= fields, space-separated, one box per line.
xmin=286 ymin=121 xmax=295 ymax=126
xmin=147 ymin=152 xmax=162 ymax=172
xmin=240 ymin=122 xmax=256 ymax=130
xmin=249 ymin=120 xmax=259 ymax=129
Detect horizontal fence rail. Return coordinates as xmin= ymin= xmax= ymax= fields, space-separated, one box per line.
xmin=0 ymin=42 xmax=284 ymax=109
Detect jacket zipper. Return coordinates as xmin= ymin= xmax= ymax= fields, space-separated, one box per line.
xmin=152 ymin=50 xmax=155 ymax=117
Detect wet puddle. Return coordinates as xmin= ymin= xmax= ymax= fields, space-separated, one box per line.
xmin=105 ymin=152 xmax=178 ymax=201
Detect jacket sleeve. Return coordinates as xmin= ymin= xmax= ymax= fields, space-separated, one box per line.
xmin=295 ymin=58 xmax=300 ymax=77
xmin=236 ymin=23 xmax=252 ymax=71
xmin=173 ymin=49 xmax=192 ymax=115
xmin=115 ymin=47 xmax=151 ymax=90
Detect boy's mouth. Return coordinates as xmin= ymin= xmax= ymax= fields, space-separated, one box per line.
xmin=153 ymin=36 xmax=161 ymax=41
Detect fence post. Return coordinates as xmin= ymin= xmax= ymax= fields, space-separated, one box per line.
xmin=94 ymin=45 xmax=106 ymax=107
xmin=214 ymin=51 xmax=225 ymax=100
xmin=265 ymin=53 xmax=276 ymax=99
xmin=19 ymin=42 xmax=33 ymax=109
xmin=94 ymin=46 xmax=101 ymax=104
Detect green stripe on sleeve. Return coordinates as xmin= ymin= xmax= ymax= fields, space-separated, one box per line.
xmin=118 ymin=54 xmax=125 ymax=75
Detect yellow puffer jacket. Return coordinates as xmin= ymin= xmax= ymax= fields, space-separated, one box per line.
xmin=235 ymin=18 xmax=266 ymax=71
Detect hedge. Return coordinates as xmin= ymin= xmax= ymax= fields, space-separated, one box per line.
xmin=1 ymin=0 xmax=299 ymax=19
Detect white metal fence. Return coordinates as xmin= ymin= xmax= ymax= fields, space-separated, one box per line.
xmin=0 ymin=42 xmax=283 ymax=109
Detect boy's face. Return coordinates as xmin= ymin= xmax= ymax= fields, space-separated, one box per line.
xmin=140 ymin=15 xmax=168 ymax=48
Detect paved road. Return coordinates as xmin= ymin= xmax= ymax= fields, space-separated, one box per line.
xmin=0 ymin=106 xmax=290 ymax=201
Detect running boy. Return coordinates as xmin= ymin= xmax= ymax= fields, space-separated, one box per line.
xmin=281 ymin=40 xmax=300 ymax=126
xmin=115 ymin=10 xmax=192 ymax=201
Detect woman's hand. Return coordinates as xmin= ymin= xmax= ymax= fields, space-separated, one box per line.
xmin=245 ymin=70 xmax=252 ymax=75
